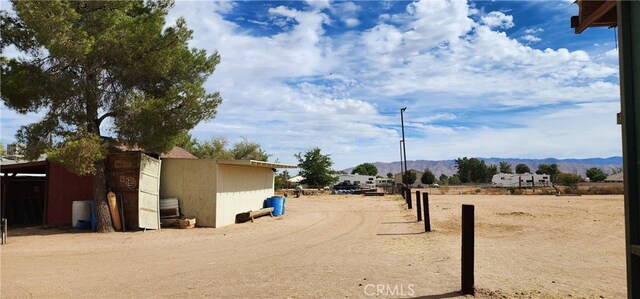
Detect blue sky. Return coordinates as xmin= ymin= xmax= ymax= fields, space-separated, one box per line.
xmin=0 ymin=0 xmax=622 ymax=169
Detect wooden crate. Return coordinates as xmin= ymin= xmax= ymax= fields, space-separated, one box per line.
xmin=179 ymin=218 xmax=196 ymax=229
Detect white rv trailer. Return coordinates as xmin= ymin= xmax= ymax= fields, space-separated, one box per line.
xmin=491 ymin=173 xmax=551 ymax=188
xmin=337 ymin=174 xmax=377 ymax=188
xmin=375 ymin=177 xmax=394 ymax=187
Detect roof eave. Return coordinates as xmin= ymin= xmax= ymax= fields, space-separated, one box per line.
xmin=216 ymin=160 xmax=297 ymax=169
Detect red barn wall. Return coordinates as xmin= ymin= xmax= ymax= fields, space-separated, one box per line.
xmin=46 ymin=162 xmax=93 ymax=225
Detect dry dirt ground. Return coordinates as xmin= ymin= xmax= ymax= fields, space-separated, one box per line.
xmin=1 ymin=194 xmax=626 ymax=298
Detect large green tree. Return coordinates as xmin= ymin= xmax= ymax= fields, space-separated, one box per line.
xmin=486 ymin=164 xmax=498 ymax=182
xmin=515 ymin=163 xmax=531 ymax=174
xmin=455 ymin=157 xmax=489 ymax=183
xmin=295 ymin=147 xmax=338 ymax=188
xmin=421 ymin=168 xmax=436 ymax=185
xmin=274 ymin=173 xmax=286 ymax=191
xmin=1 ymin=1 xmax=222 ymax=232
xmin=176 ymin=135 xmax=270 ymax=161
xmin=536 ymin=163 xmax=561 ymax=183
xmin=448 ymin=174 xmax=461 ymax=185
xmin=557 ymin=172 xmax=582 ymax=186
xmin=351 ymin=163 xmax=378 ymax=176
xmin=403 ymin=170 xmax=417 ymax=185
xmin=438 ymin=174 xmax=449 ymax=185
xmin=585 ymin=167 xmax=607 ymax=182
xmin=230 ymin=137 xmax=270 ymax=161
xmin=499 ymin=161 xmax=512 ymax=174
xmin=193 ymin=137 xmax=232 ymax=160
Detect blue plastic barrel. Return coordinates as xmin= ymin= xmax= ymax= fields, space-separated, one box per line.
xmin=282 ymin=197 xmax=286 ymax=215
xmin=76 ymin=200 xmax=97 ymax=231
xmin=265 ymin=196 xmax=285 ymax=216
xmin=88 ymin=201 xmax=96 ymax=231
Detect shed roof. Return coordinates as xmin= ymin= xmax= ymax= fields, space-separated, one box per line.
xmin=216 ymin=160 xmax=297 ymax=169
xmin=0 ymin=160 xmax=47 ymax=174
xmin=160 ymin=147 xmax=197 ymax=159
xmin=570 ymin=0 xmax=617 ymax=34
xmin=288 ymin=175 xmax=304 ymax=183
xmin=605 ymin=172 xmax=624 ymax=182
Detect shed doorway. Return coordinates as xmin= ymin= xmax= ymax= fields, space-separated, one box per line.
xmin=1 ymin=175 xmax=46 ymax=226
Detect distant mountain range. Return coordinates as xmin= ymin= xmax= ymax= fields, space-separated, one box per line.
xmin=343 ymin=157 xmax=623 ymax=177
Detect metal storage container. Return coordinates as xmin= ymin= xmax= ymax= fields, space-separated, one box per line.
xmin=107 ymin=152 xmax=161 ymax=230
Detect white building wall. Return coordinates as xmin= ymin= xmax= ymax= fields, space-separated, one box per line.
xmin=215 ymin=164 xmax=274 ymax=228
xmin=159 ymin=159 xmax=217 ymax=227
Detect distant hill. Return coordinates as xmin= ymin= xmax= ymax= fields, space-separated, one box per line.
xmin=343 ymin=157 xmax=623 ymax=177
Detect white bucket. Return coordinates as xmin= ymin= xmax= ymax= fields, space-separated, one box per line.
xmin=72 ymin=201 xmax=91 ymax=228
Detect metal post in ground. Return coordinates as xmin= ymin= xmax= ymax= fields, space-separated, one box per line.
xmin=404 ymin=187 xmax=408 ymax=202
xmin=423 ymin=192 xmax=431 ymax=232
xmin=461 ymin=204 xmax=475 ymax=295
xmin=400 ymin=140 xmax=404 ymax=197
xmin=406 ymin=188 xmax=412 ymax=209
xmin=1 ymin=218 xmax=7 ymax=245
xmin=415 ymin=191 xmax=422 ymax=221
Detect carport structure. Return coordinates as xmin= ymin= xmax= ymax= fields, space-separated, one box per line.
xmin=572 ymin=1 xmax=640 ymax=297
xmin=1 ymin=160 xmax=93 ymax=226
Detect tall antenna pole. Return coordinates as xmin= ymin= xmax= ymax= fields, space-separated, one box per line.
xmin=401 ymin=107 xmax=408 ymax=185
xmin=400 ymin=140 xmax=404 ymax=183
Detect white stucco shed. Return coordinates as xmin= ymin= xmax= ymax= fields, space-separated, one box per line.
xmin=159 ymin=159 xmax=297 ymax=228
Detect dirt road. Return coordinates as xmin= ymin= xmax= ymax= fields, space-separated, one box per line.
xmin=0 ymin=194 xmax=626 ymax=298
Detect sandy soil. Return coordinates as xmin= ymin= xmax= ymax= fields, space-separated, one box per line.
xmin=0 ymin=194 xmax=626 ymax=298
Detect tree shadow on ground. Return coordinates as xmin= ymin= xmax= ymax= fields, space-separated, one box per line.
xmin=376 ymin=232 xmax=425 ymax=236
xmin=411 ymin=290 xmax=463 ymax=299
xmin=381 ymin=221 xmax=416 ymax=224
xmin=7 ymin=226 xmax=93 ymax=237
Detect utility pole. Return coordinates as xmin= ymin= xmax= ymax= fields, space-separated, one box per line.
xmin=401 ymin=107 xmax=408 ymax=185
xmin=400 ymin=140 xmax=404 ymax=184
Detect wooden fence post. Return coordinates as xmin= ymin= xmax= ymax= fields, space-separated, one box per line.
xmin=423 ymin=192 xmax=431 ymax=232
xmin=1 ymin=218 xmax=7 ymax=245
xmin=406 ymin=188 xmax=412 ymax=209
xmin=415 ymin=191 xmax=422 ymax=221
xmin=461 ymin=204 xmax=475 ymax=295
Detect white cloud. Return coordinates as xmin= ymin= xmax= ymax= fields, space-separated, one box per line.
xmin=604 ymin=48 xmax=617 ymax=57
xmin=480 ymin=11 xmax=514 ymax=29
xmin=338 ymin=1 xmax=359 ymax=13
xmin=333 ymin=2 xmax=361 ymax=28
xmin=521 ymin=34 xmax=541 ymax=43
xmin=403 ymin=102 xmax=620 ymax=160
xmin=1 ymin=0 xmax=621 ymax=169
xmin=412 ymin=113 xmax=458 ymax=123
xmin=190 ymin=0 xmax=615 ymax=166
xmin=403 ymin=0 xmax=475 ymax=48
xmin=361 ymin=24 xmax=404 ymax=54
xmin=344 ymin=18 xmax=359 ymax=27
xmin=305 ymin=0 xmax=331 ymax=11
xmin=604 ymin=48 xmax=618 ymax=60
xmin=523 ymin=27 xmax=544 ymax=35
